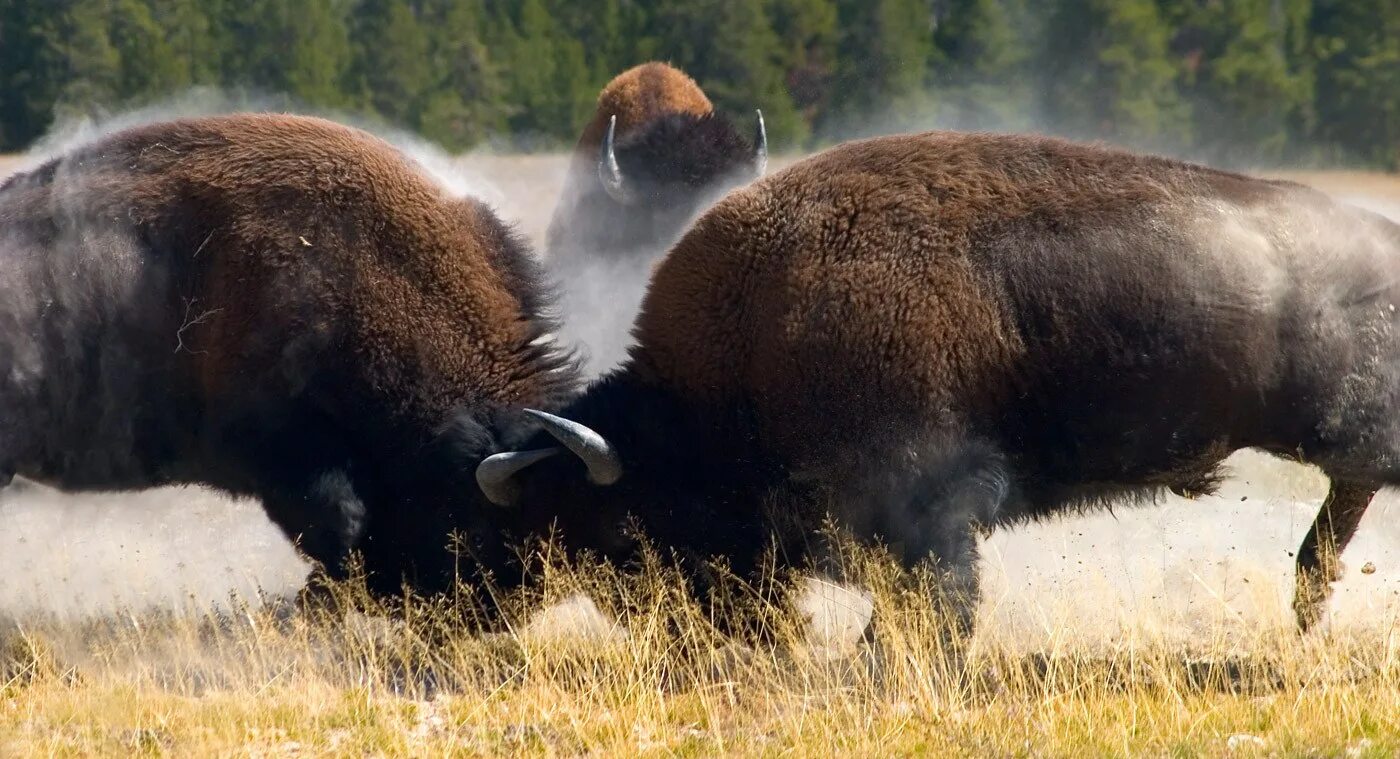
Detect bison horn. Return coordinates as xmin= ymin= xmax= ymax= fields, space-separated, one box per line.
xmin=524 ymin=409 xmax=623 ymax=486
xmin=476 ymin=448 xmax=560 ymax=506
xmin=598 ymin=114 xmax=633 ymax=204
xmin=753 ymin=109 xmax=768 ymax=176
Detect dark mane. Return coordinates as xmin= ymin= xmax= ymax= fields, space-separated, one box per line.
xmin=615 ymin=111 xmax=756 ymax=193
xmin=462 ymin=196 xmax=580 ymax=415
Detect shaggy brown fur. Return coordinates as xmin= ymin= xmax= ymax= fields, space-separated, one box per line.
xmin=574 ymin=62 xmax=713 ymax=152
xmin=0 ymin=114 xmax=575 ymax=596
xmin=497 ymin=131 xmax=1400 ymax=632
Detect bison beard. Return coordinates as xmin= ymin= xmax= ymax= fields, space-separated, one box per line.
xmin=0 ymin=114 xmax=577 ymax=601
xmin=481 ymin=130 xmax=1400 ymax=637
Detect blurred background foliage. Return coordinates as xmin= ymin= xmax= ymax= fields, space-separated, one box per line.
xmin=0 ymin=0 xmax=1397 ymax=167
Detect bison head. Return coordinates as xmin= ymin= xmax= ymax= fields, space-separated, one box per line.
xmin=597 ymin=109 xmax=768 ymax=209
xmin=474 ymin=409 xmax=640 ymax=562
xmin=547 ymin=109 xmax=768 ymax=265
xmin=472 ymin=378 xmax=778 ymax=582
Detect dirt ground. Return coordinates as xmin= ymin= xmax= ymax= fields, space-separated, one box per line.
xmin=1 ymin=149 xmax=1399 ymax=646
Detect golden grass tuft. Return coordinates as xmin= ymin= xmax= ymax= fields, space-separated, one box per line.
xmin=2 ymin=542 xmax=1398 ymax=757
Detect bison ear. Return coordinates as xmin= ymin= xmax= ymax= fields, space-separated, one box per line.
xmin=523 ymin=409 xmax=624 ymax=486
xmin=476 ymin=448 xmax=560 ymax=506
xmin=598 ymin=114 xmax=634 ymax=205
xmin=752 ymin=109 xmax=768 ymax=177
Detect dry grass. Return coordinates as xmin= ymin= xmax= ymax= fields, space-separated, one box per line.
xmin=3 ymin=546 xmax=1399 ymax=757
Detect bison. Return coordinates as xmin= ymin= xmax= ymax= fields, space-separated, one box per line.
xmin=0 ymin=114 xmax=577 ymax=598
xmin=544 ymin=61 xmax=767 ymax=267
xmin=477 ymin=131 xmax=1400 ymax=633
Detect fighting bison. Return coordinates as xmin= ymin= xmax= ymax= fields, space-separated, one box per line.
xmin=0 ymin=114 xmax=576 ymax=597
xmin=478 ymin=131 xmax=1400 ymax=632
xmin=544 ymin=61 xmax=767 ymax=266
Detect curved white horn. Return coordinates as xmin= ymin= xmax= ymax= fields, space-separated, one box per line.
xmin=523 ymin=409 xmax=623 ymax=485
xmin=753 ymin=109 xmax=768 ymax=176
xmin=597 ymin=114 xmax=631 ymax=204
xmin=475 ymin=448 xmax=561 ymax=506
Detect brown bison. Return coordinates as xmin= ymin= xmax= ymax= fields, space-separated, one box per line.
xmin=0 ymin=114 xmax=576 ymax=597
xmin=479 ymin=131 xmax=1400 ymax=632
xmin=544 ymin=62 xmax=767 ymax=266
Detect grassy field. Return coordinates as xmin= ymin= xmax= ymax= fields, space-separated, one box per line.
xmin=3 ymin=150 xmax=1400 ymax=755
xmin=3 ymin=552 xmax=1398 ymax=757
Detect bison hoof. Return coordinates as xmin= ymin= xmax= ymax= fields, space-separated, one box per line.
xmin=1294 ymin=598 xmax=1331 ymax=634
xmin=1293 ymin=573 xmax=1334 ymax=633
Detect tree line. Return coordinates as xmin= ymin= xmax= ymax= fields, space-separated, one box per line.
xmin=0 ymin=0 xmax=1396 ymax=168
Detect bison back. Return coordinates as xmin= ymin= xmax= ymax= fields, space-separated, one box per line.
xmin=627 ymin=131 xmax=1388 ymax=500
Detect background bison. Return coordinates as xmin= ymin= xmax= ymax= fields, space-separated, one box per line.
xmin=481 ymin=131 xmax=1400 ymax=632
xmin=545 ymin=61 xmax=766 ymax=267
xmin=0 ymin=114 xmax=576 ymax=598
xmin=544 ymin=63 xmax=768 ymax=375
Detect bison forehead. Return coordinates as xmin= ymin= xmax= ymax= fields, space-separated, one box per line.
xmin=577 ymin=62 xmax=714 ymax=150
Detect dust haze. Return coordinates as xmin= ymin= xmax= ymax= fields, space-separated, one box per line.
xmin=2 ymin=103 xmax=1399 ymax=645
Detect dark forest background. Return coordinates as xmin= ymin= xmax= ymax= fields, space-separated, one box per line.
xmin=1 ymin=0 xmax=1397 ymax=167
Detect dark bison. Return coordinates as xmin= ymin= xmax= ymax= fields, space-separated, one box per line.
xmin=478 ymin=131 xmax=1400 ymax=632
xmin=0 ymin=114 xmax=576 ymax=597
xmin=544 ymin=61 xmax=767 ymax=266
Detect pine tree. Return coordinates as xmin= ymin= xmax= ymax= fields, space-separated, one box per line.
xmin=707 ymin=0 xmax=805 ymax=143
xmin=148 ymin=0 xmax=219 ymax=87
xmin=489 ymin=0 xmax=593 ymax=143
xmin=1311 ymin=0 xmax=1400 ymax=167
xmin=109 ymin=0 xmax=189 ymax=101
xmin=1164 ymin=0 xmax=1313 ymax=164
xmin=929 ymin=0 xmax=1034 ymax=129
xmin=352 ymin=0 xmax=431 ymax=126
xmin=208 ymin=0 xmax=352 ymax=110
xmin=822 ymin=0 xmax=934 ymax=136
xmin=418 ymin=0 xmax=505 ymax=150
xmin=284 ymin=0 xmax=355 ymax=109
xmin=548 ymin=0 xmax=631 ymax=92
xmin=1040 ymin=0 xmax=1188 ymax=147
xmin=1 ymin=0 xmax=1399 ymax=163
xmin=768 ymin=0 xmax=839 ymax=140
xmin=0 ymin=0 xmax=55 ymax=148
xmin=47 ymin=0 xmax=125 ymax=122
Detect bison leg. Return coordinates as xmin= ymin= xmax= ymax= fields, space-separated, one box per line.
xmin=819 ymin=442 xmax=1010 ymax=648
xmin=906 ymin=505 xmax=988 ymax=643
xmin=213 ymin=410 xmax=368 ymax=583
xmin=0 ymin=439 xmax=12 ymax=489
xmin=260 ymin=468 xmax=367 ymax=583
xmin=897 ymin=445 xmax=1009 ymax=638
xmin=1293 ymin=479 xmax=1377 ymax=632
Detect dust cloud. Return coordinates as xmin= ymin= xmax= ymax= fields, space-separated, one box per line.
xmin=2 ymin=112 xmax=1399 ymax=644
xmin=0 ymin=481 xmax=303 ymax=621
